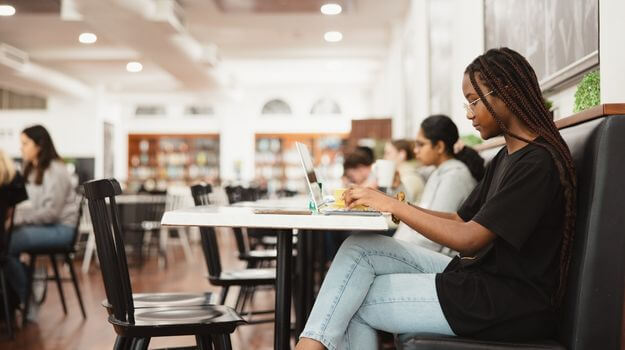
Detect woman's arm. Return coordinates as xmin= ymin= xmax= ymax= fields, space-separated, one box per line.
xmin=345 ymin=187 xmax=494 ymax=255
xmin=409 ymin=204 xmax=464 ymax=222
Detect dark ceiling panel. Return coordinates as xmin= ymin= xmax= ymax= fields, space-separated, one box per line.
xmin=6 ymin=0 xmax=61 ymax=14
xmin=214 ymin=0 xmax=352 ymax=13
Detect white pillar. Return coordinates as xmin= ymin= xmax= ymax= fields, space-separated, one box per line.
xmin=599 ymin=0 xmax=625 ymax=103
xmin=450 ymin=0 xmax=484 ymax=136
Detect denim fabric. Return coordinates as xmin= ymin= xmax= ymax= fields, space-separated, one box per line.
xmin=6 ymin=224 xmax=74 ymax=303
xmin=300 ymin=233 xmax=454 ymax=350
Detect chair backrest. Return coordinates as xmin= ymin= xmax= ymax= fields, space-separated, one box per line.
xmin=83 ymin=178 xmax=136 ymax=324
xmin=190 ymin=184 xmax=222 ymax=278
xmin=478 ymin=115 xmax=625 ymax=349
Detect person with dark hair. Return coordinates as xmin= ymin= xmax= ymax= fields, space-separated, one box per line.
xmin=8 ymin=125 xmax=78 ymax=311
xmin=393 ymin=115 xmax=484 ymax=251
xmin=383 ymin=139 xmax=425 ymax=203
xmin=342 ymin=150 xmax=374 ymax=187
xmin=296 ymin=47 xmax=575 ymax=350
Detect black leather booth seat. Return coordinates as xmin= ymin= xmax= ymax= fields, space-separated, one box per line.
xmin=397 ymin=115 xmax=625 ymax=350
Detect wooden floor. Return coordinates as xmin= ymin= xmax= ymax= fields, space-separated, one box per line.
xmin=0 ymin=228 xmax=277 ymax=350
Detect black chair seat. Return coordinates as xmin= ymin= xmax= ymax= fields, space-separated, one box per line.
xmin=212 ymin=268 xmax=276 ymax=285
xmin=103 ymin=292 xmax=216 ymax=309
xmin=396 ymin=334 xmax=564 ymax=350
xmin=109 ymin=304 xmax=244 ymax=338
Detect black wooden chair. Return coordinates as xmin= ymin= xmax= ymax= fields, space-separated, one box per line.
xmin=191 ymin=184 xmax=276 ymax=324
xmin=22 ymin=193 xmax=87 ymax=326
xmin=0 ymin=201 xmax=18 ymax=339
xmin=84 ymin=178 xmax=245 ymax=350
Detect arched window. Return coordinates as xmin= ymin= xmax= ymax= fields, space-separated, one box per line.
xmin=261 ymin=99 xmax=292 ymax=115
xmin=310 ymin=97 xmax=341 ymax=115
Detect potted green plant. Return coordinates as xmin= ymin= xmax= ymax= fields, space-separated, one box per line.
xmin=573 ymin=70 xmax=600 ymax=113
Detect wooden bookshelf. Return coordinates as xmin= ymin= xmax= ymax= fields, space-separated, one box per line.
xmin=127 ymin=133 xmax=220 ymax=191
xmin=254 ymin=133 xmax=347 ymax=194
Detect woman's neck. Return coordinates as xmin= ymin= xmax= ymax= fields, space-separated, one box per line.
xmin=503 ymin=120 xmax=538 ymax=154
xmin=434 ymin=153 xmax=453 ymax=167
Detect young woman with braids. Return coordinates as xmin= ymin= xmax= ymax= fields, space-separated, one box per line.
xmin=296 ymin=47 xmax=575 ymax=350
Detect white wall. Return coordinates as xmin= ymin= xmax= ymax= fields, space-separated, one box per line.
xmin=0 ymin=97 xmax=98 ymax=158
xmin=371 ymin=0 xmax=484 ymax=139
xmin=599 ymin=0 xmax=625 ymax=104
xmin=545 ymin=83 xmax=577 ymax=120
xmin=114 ymin=83 xmax=369 ymax=182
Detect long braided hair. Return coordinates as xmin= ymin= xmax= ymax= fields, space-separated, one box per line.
xmin=465 ymin=47 xmax=576 ymax=306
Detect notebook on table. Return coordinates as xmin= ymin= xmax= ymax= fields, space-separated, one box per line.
xmin=295 ymin=142 xmax=381 ymax=216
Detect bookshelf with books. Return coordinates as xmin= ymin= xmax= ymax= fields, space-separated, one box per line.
xmin=254 ymin=133 xmax=347 ymax=195
xmin=128 ymin=133 xmax=220 ymax=191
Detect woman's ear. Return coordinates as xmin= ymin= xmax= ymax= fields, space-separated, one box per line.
xmin=435 ymin=140 xmax=446 ymax=154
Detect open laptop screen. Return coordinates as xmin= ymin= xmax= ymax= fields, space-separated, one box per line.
xmin=295 ymin=142 xmax=324 ymax=209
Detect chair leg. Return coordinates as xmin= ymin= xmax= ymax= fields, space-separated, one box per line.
xmin=0 ymin=270 xmax=13 ymax=339
xmin=219 ymin=286 xmax=230 ymax=305
xmin=114 ymin=336 xmax=133 ymax=350
xmin=65 ymin=254 xmax=87 ymax=319
xmin=81 ymin=231 xmax=96 ymax=274
xmin=49 ymin=254 xmax=68 ymax=315
xmin=22 ymin=255 xmax=36 ymax=327
xmin=132 ymin=337 xmax=150 ymax=350
xmin=196 ymin=335 xmax=213 ymax=350
xmin=178 ymin=229 xmax=194 ymax=262
xmin=211 ymin=333 xmax=232 ymax=350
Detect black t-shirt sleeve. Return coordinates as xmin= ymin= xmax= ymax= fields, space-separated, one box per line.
xmin=457 ymin=179 xmax=484 ymax=222
xmin=471 ymin=155 xmax=559 ymax=250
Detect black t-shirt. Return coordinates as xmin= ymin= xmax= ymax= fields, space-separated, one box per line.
xmin=435 ymin=139 xmax=565 ymax=341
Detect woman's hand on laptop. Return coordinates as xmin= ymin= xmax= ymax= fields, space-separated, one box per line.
xmin=344 ymin=186 xmax=397 ymax=213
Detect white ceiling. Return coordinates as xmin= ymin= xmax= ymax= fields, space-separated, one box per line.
xmin=0 ymin=0 xmax=410 ymax=96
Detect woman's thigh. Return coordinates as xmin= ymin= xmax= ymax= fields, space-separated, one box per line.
xmin=9 ymin=224 xmax=74 ymax=254
xmin=338 ymin=233 xmax=452 ymax=275
xmin=354 ymin=273 xmax=454 ymax=335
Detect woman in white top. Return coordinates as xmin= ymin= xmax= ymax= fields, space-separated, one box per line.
xmin=8 ymin=125 xmax=78 ymax=306
xmin=383 ymin=139 xmax=425 ymax=204
xmin=393 ymin=115 xmax=485 ymax=251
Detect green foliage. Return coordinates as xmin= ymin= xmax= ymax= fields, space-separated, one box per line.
xmin=574 ymin=70 xmax=600 ymax=113
xmin=544 ymin=98 xmax=553 ymax=111
xmin=461 ymin=134 xmax=483 ymax=147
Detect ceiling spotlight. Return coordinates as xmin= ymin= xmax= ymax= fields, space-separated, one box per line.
xmin=0 ymin=5 xmax=16 ymax=16
xmin=79 ymin=32 xmax=97 ymax=44
xmin=320 ymin=3 xmax=342 ymax=15
xmin=126 ymin=61 xmax=143 ymax=73
xmin=324 ymin=31 xmax=343 ymax=43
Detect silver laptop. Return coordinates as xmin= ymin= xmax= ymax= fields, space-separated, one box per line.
xmin=295 ymin=142 xmax=381 ymax=216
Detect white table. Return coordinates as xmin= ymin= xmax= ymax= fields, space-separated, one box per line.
xmin=161 ymin=204 xmax=388 ymax=350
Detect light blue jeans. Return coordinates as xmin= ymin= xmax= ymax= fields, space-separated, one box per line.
xmin=6 ymin=224 xmax=74 ymax=303
xmin=300 ymin=233 xmax=455 ymax=350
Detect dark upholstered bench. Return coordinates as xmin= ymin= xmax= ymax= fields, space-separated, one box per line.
xmin=397 ymin=107 xmax=625 ymax=350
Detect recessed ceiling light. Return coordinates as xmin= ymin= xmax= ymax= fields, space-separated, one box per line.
xmin=320 ymin=3 xmax=342 ymax=15
xmin=126 ymin=61 xmax=143 ymax=73
xmin=79 ymin=32 xmax=97 ymax=44
xmin=324 ymin=31 xmax=343 ymax=43
xmin=0 ymin=5 xmax=16 ymax=16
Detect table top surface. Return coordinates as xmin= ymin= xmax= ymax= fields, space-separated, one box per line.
xmin=161 ymin=204 xmax=389 ymax=231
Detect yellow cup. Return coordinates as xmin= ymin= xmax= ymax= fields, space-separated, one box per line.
xmin=333 ymin=188 xmax=347 ymax=208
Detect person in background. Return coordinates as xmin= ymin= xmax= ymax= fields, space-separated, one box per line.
xmin=8 ymin=125 xmax=78 ymax=311
xmin=393 ymin=115 xmax=484 ymax=251
xmin=383 ymin=139 xmax=425 ymax=203
xmin=342 ymin=150 xmax=375 ymax=187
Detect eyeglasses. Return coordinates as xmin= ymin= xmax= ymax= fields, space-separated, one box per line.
xmin=463 ymin=90 xmax=494 ymax=116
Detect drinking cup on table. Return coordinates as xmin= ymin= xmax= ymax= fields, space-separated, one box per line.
xmin=374 ymin=159 xmax=396 ymax=190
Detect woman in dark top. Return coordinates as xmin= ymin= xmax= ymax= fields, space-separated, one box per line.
xmin=296 ymin=47 xmax=576 ymax=350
